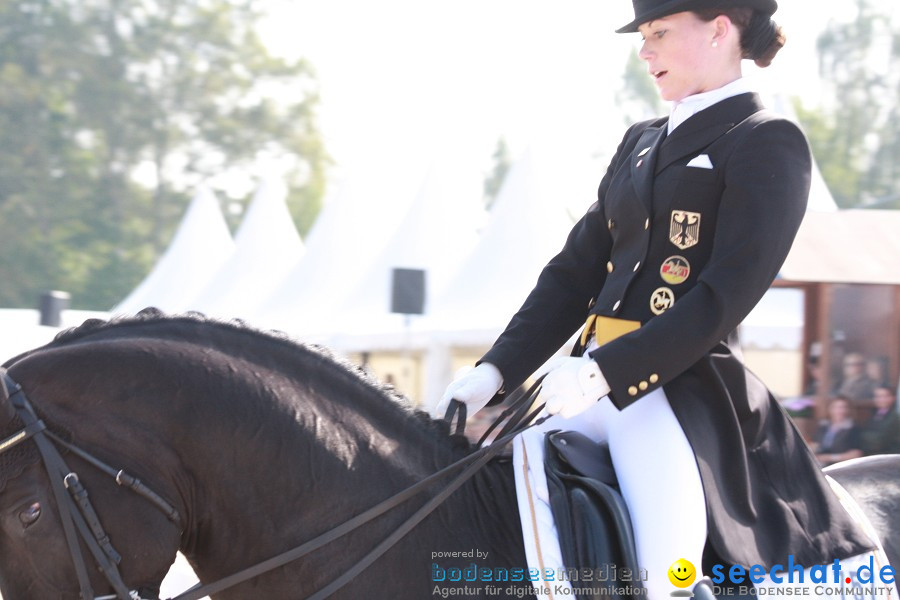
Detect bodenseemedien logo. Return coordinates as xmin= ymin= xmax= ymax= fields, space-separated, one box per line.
xmin=668 ymin=558 xmax=697 ymax=597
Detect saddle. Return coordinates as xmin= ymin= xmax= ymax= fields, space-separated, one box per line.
xmin=544 ymin=430 xmax=756 ymax=600
xmin=544 ymin=430 xmax=642 ymax=600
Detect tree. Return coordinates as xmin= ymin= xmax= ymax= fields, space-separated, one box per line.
xmin=483 ymin=138 xmax=511 ymax=211
xmin=0 ymin=0 xmax=328 ymax=309
xmin=796 ymin=0 xmax=900 ymax=208
xmin=616 ymin=48 xmax=664 ymax=125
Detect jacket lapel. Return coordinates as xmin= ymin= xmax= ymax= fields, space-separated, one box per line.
xmin=656 ymin=92 xmax=765 ymax=174
xmin=630 ymin=124 xmax=667 ymax=213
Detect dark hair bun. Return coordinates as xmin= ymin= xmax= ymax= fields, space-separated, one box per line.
xmin=743 ymin=12 xmax=786 ymax=67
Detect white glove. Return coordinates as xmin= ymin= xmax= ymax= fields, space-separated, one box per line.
xmin=538 ymin=356 xmax=610 ymax=419
xmin=432 ymin=362 xmax=503 ymax=420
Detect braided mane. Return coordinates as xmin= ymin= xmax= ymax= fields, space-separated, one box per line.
xmin=8 ymin=307 xmax=463 ymax=446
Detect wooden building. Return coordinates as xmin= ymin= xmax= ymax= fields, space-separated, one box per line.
xmin=775 ymin=209 xmax=900 ymax=423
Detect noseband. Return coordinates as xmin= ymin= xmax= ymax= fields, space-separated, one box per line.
xmin=0 ymin=371 xmax=182 ymax=600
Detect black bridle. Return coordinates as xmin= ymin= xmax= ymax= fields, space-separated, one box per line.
xmin=0 ymin=371 xmax=183 ymax=600
xmin=0 ymin=369 xmax=544 ymax=600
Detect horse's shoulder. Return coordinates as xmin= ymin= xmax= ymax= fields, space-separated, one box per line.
xmin=825 ymin=454 xmax=900 ymax=484
xmin=825 ymin=454 xmax=900 ymax=513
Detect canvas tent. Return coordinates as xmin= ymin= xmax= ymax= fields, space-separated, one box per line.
xmin=764 ymin=92 xmax=838 ymax=213
xmin=112 ymin=188 xmax=235 ymax=316
xmin=325 ymin=162 xmax=484 ymax=351
xmin=252 ymin=166 xmax=421 ymax=337
xmin=426 ymin=147 xmax=597 ymax=344
xmin=411 ymin=148 xmax=599 ymax=405
xmin=188 ymin=178 xmax=305 ymax=321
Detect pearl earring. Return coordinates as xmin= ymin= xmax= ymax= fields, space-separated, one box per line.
xmin=712 ymin=41 xmax=718 ymax=47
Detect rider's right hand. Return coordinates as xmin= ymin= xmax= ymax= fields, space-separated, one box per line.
xmin=431 ymin=362 xmax=503 ymax=420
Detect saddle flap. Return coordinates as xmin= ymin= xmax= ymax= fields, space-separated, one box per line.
xmin=547 ymin=430 xmax=617 ymax=486
xmin=544 ymin=431 xmax=642 ymax=599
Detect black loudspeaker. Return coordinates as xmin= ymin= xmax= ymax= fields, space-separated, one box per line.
xmin=39 ymin=290 xmax=71 ymax=327
xmin=390 ymin=268 xmax=426 ymax=315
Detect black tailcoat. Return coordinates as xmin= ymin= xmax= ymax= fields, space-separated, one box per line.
xmin=481 ymin=93 xmax=872 ymax=569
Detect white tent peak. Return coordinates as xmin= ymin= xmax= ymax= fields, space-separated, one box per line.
xmin=234 ymin=177 xmax=296 ymax=246
xmin=187 ymin=177 xmax=305 ymax=320
xmin=253 ymin=165 xmax=418 ymax=335
xmin=112 ymin=186 xmax=234 ymax=315
xmin=430 ymin=146 xmax=592 ymax=331
xmin=329 ymin=159 xmax=485 ymax=337
xmin=361 ymin=160 xmax=484 ymax=288
xmin=760 ymin=87 xmax=838 ymax=213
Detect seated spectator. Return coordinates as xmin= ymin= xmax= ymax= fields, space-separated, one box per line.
xmin=803 ymin=356 xmax=822 ymax=397
xmin=834 ymin=352 xmax=876 ymax=413
xmin=812 ymin=396 xmax=864 ymax=467
xmin=861 ymin=386 xmax=900 ymax=455
xmin=866 ymin=356 xmax=891 ymax=388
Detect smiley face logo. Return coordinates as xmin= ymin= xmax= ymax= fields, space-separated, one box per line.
xmin=668 ymin=558 xmax=696 ymax=588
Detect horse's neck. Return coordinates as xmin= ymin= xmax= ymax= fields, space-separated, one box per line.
xmin=427 ymin=457 xmax=525 ymax=563
xmin=179 ymin=398 xmax=524 ymax=580
xmin=15 ymin=327 xmax=528 ymax=595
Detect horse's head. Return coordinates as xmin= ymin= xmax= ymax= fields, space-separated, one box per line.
xmin=0 ymin=367 xmax=184 ymax=599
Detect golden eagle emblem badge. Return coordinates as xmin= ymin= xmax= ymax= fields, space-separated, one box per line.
xmin=669 ymin=210 xmax=701 ymax=250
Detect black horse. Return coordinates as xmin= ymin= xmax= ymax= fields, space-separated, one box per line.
xmin=0 ymin=311 xmax=897 ymax=599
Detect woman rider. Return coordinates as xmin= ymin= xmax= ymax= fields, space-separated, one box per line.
xmin=435 ymin=0 xmax=873 ymax=596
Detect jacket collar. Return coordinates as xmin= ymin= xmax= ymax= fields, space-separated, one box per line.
xmin=627 ymin=92 xmax=764 ymax=214
xmin=656 ymin=92 xmax=765 ymax=174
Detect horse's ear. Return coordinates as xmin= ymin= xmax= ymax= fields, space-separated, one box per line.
xmin=0 ymin=370 xmax=16 ymax=427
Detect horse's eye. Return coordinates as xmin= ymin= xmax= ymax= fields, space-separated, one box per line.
xmin=18 ymin=502 xmax=41 ymax=527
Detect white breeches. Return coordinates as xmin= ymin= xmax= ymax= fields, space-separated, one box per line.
xmin=513 ymin=387 xmax=708 ymax=600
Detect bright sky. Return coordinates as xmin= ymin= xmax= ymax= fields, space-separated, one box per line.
xmin=258 ymin=0 xmax=890 ymax=194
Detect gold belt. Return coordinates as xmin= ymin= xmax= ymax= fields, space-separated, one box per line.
xmin=580 ymin=314 xmax=641 ymax=348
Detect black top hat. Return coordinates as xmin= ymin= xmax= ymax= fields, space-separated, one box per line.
xmin=616 ymin=0 xmax=778 ymax=33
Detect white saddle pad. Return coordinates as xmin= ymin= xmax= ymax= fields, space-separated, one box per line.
xmin=512 ymin=407 xmax=611 ymax=599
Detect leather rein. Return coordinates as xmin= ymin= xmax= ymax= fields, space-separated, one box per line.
xmin=0 ymin=369 xmax=545 ymax=600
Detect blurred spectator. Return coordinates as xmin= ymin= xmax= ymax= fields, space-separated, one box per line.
xmin=865 ymin=356 xmax=890 ymax=388
xmin=834 ymin=352 xmax=876 ymax=408
xmin=861 ymin=386 xmax=900 ymax=455
xmin=803 ymin=356 xmax=822 ymax=397
xmin=812 ymin=396 xmax=864 ymax=467
xmin=897 ymin=374 xmax=900 ymax=415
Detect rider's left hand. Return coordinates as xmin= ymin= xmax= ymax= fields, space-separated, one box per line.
xmin=537 ymin=356 xmax=610 ymax=419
